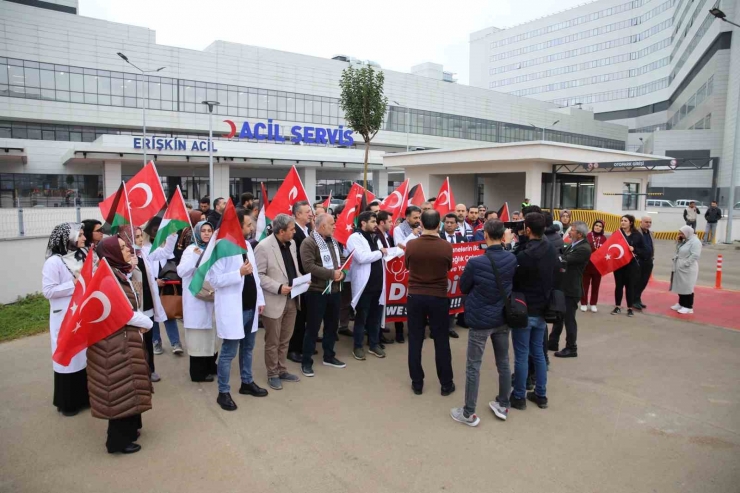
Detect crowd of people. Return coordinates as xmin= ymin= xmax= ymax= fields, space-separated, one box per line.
xmin=41 ymin=191 xmax=705 ymax=451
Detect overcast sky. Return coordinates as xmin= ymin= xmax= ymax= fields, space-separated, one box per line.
xmin=79 ymin=0 xmax=591 ymax=85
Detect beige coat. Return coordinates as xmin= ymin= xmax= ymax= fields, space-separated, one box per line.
xmin=255 ymin=234 xmax=300 ymax=319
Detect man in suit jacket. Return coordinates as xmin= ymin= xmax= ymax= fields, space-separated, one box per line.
xmin=441 ymin=213 xmax=464 ymax=338
xmin=548 ymin=221 xmax=592 ymax=358
xmin=288 ymin=201 xmax=311 ymax=363
xmin=254 ymin=213 xmax=301 ymax=391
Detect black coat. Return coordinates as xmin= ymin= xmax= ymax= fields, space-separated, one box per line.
xmin=561 ymin=239 xmax=592 ymax=298
xmin=293 ymin=225 xmax=308 ymax=274
xmin=513 ymin=238 xmax=559 ymax=316
xmin=440 ymin=231 xmax=466 ymax=244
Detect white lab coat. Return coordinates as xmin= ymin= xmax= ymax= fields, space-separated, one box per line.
xmin=206 ymin=242 xmax=265 ymax=340
xmin=42 ymin=256 xmax=87 ymax=374
xmin=346 ymin=232 xmax=386 ymax=309
xmin=177 ymin=244 xmax=214 ymax=329
xmin=393 ymin=224 xmax=418 ymax=248
xmin=140 ymin=234 xmax=177 ymax=322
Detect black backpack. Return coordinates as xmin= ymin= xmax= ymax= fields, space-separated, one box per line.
xmin=486 ymin=253 xmax=528 ymax=329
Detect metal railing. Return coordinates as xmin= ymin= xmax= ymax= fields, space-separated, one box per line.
xmin=0 ymin=207 xmax=103 ymax=239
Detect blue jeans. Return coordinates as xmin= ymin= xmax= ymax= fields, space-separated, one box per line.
xmin=217 ymin=309 xmax=256 ymax=393
xmin=353 ymin=290 xmax=383 ymax=349
xmin=511 ymin=316 xmax=547 ymax=399
xmin=152 ymin=318 xmax=181 ymax=346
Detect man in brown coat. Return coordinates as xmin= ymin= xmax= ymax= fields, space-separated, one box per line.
xmin=299 ymin=213 xmax=346 ymax=377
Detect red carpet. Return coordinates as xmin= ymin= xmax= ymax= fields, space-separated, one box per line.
xmin=598 ymin=275 xmax=740 ymax=331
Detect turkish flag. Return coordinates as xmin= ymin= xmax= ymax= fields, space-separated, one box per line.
xmin=335 ymin=183 xmax=370 ymax=245
xmin=264 ymin=166 xmax=310 ymax=220
xmin=497 ymin=202 xmax=511 ymax=222
xmin=434 ymin=177 xmax=455 ymax=215
xmin=322 ymin=190 xmax=332 ymax=210
xmin=380 ymin=179 xmax=410 ymax=222
xmin=53 ymin=259 xmax=134 ymax=366
xmin=57 ymin=252 xmax=94 ymax=343
xmin=407 ymin=184 xmax=426 ymax=207
xmin=590 ymin=230 xmax=634 ymax=276
xmin=99 ymin=162 xmax=166 ymax=227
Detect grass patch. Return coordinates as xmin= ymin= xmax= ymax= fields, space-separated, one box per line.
xmin=0 ymin=293 xmax=49 ymax=343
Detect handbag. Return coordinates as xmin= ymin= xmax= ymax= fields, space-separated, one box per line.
xmin=486 ymin=253 xmax=529 ymax=329
xmin=159 ymin=282 xmax=183 ymax=319
xmin=544 ymin=289 xmax=566 ymax=324
xmin=194 ymin=280 xmax=215 ymax=302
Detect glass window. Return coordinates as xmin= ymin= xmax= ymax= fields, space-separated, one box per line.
xmin=70 ymin=73 xmax=83 ymax=92
xmin=123 ymin=77 xmax=136 ymax=97
xmin=8 ymin=65 xmax=24 ymax=86
xmin=687 ymin=95 xmax=695 ymax=113
xmin=622 ymin=182 xmax=639 ymax=210
xmin=705 ymin=114 xmax=711 ymax=129
xmin=40 ymin=70 xmax=54 ymax=89
xmin=98 ymin=77 xmax=110 ymax=95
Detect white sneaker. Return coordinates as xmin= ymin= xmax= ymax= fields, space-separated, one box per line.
xmin=590 ymin=305 xmax=598 ymax=313
xmin=489 ymin=401 xmax=508 ymax=421
xmin=670 ymin=303 xmax=682 ymax=311
xmin=677 ymin=307 xmax=694 ymax=314
xmin=580 ymin=305 xmax=587 ymax=312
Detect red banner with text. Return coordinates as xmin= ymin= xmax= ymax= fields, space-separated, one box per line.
xmin=384 ymin=242 xmax=485 ymax=323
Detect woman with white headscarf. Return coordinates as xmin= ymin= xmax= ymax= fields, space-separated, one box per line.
xmin=177 ymin=220 xmax=220 ymax=382
xmin=670 ymin=225 xmax=702 ymax=314
xmin=42 ymin=222 xmax=90 ymax=417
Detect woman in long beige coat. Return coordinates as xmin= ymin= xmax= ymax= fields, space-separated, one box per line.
xmin=670 ymin=225 xmax=702 ymax=315
xmin=87 ymin=236 xmax=154 ymax=455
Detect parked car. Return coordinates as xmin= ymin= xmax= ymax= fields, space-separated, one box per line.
xmin=646 ymin=199 xmax=675 ymax=208
xmin=674 ymin=199 xmax=705 ymax=207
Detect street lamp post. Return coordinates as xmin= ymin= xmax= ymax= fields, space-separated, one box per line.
xmin=116 ymin=53 xmax=165 ymax=167
xmin=709 ymin=5 xmax=739 ymax=242
xmin=202 ymin=101 xmax=220 ymax=200
xmin=392 ymin=100 xmax=410 ymax=151
xmin=529 ymin=120 xmax=560 ymax=141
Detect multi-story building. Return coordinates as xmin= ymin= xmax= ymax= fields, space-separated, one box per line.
xmin=0 ymin=0 xmax=628 ymax=213
xmin=471 ymin=0 xmax=739 ymax=207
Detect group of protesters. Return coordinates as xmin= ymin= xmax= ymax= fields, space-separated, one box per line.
xmin=42 ymin=189 xmax=704 ymax=451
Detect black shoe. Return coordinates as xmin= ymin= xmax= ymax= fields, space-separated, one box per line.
xmin=554 ymin=347 xmax=578 ymax=358
xmin=412 ymin=384 xmax=423 ymax=395
xmin=449 ymin=330 xmax=459 ymax=339
xmin=239 ymin=381 xmax=268 ymax=397
xmin=510 ymin=394 xmax=527 ymax=410
xmin=527 ymin=391 xmax=548 ymax=409
xmin=287 ymin=352 xmax=302 ymax=363
xmin=117 ymin=443 xmax=141 ymax=454
xmin=338 ymin=327 xmax=353 ymax=337
xmin=395 ymin=335 xmax=405 ymax=344
xmin=639 ymin=303 xmax=647 ymax=309
xmin=611 ymin=307 xmax=621 ymax=315
xmin=633 ymin=303 xmax=643 ymax=311
xmin=441 ymin=383 xmax=456 ymax=396
xmin=217 ymin=392 xmax=237 ymax=411
xmin=203 ymin=374 xmax=215 ymax=382
xmin=380 ymin=335 xmax=394 ymax=345
xmin=627 ymin=309 xmax=634 ymax=317
xmin=61 ymin=409 xmax=79 ymax=417
xmin=547 ymin=341 xmax=559 ymax=352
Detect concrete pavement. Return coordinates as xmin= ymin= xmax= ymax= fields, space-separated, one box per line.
xmin=1 ymin=308 xmax=739 ymax=493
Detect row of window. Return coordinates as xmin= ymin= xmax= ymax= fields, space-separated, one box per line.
xmin=629 ymin=123 xmax=668 ymax=133
xmin=383 ymin=107 xmax=624 ymax=149
xmin=489 ymin=12 xmax=673 ymax=63
xmin=669 ymin=13 xmax=714 ymax=84
xmin=670 ymin=0 xmax=710 ymax=59
xmin=507 ymin=57 xmax=671 ymax=97
xmin=667 ymin=75 xmax=713 ymax=128
xmin=0 ymin=173 xmax=102 ymax=208
xmin=550 ymin=77 xmax=670 ymax=107
xmin=490 ymin=0 xmax=655 ymax=49
xmin=489 ymin=30 xmax=671 ymax=77
xmin=688 ymin=113 xmax=711 ymax=130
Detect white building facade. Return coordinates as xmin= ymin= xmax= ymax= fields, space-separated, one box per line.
xmin=470 ymin=0 xmax=739 ymax=207
xmin=0 ymin=0 xmax=629 ymax=220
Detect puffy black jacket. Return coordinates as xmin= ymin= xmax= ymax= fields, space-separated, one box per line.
xmin=544 ymin=227 xmax=565 ymax=254
xmin=705 ymin=206 xmax=723 ymax=223
xmin=460 ymin=245 xmax=517 ymax=329
xmin=514 ymin=238 xmax=559 ymax=316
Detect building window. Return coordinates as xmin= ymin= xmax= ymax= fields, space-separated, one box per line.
xmin=623 ymin=183 xmax=640 ymax=210
xmin=541 ymin=174 xmax=595 ymax=209
xmin=0 ymin=173 xmax=102 ymax=208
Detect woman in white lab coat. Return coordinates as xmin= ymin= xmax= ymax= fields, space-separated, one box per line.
xmin=177 ymin=221 xmax=220 ymax=382
xmin=42 ymin=222 xmax=89 ymax=416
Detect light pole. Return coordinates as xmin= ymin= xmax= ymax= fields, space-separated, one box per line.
xmin=202 ymin=100 xmax=220 ymax=200
xmin=392 ymin=100 xmax=410 ymax=151
xmin=709 ymin=5 xmax=739 ymax=242
xmin=117 ymin=52 xmax=165 ymax=167
xmin=529 ymin=120 xmax=560 ymax=141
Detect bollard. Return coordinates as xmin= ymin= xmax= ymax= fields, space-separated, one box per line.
xmin=716 ymin=254 xmax=723 ymax=289
xmin=76 ymin=206 xmax=81 ymax=223
xmin=17 ymin=208 xmax=24 ymax=237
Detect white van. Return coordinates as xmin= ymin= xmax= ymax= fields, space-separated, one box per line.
xmin=674 ymin=199 xmax=705 ymax=207
xmin=646 ymin=199 xmax=675 ymax=208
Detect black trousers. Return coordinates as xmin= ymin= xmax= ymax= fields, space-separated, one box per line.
xmin=288 ymin=296 xmax=307 ymax=354
xmin=143 ymin=328 xmax=155 ymax=373
xmin=303 ymin=291 xmax=340 ymax=366
xmin=679 ymin=293 xmax=694 ymax=308
xmin=407 ymin=294 xmax=453 ymax=390
xmin=106 ymin=414 xmax=142 ymax=453
xmin=636 ymin=259 xmax=653 ymax=303
xmin=549 ymin=296 xmax=579 ymax=349
xmin=614 ymin=262 xmax=639 ymax=308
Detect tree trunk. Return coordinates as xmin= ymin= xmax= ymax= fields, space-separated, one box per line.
xmin=363 ymin=139 xmax=370 ymax=191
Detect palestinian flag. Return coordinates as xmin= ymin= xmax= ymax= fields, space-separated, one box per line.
xmin=151 ymin=186 xmax=191 ymax=251
xmin=497 ymin=202 xmax=511 ymax=222
xmin=189 ymin=199 xmax=247 ymax=296
xmin=322 ymin=190 xmax=332 ymax=210
xmin=407 ymin=184 xmax=426 ymax=207
xmin=322 ymin=251 xmax=354 ymax=295
xmin=256 ymin=182 xmax=269 ymax=241
xmin=100 ymin=182 xmax=133 ymax=235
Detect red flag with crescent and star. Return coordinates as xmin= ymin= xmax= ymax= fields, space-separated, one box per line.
xmin=379 ymin=179 xmax=410 ymax=222
xmin=53 ymin=258 xmax=135 ymax=366
xmin=590 ymin=230 xmax=634 ymax=276
xmin=334 ymin=183 xmax=372 ymax=245
xmin=433 ymin=177 xmax=455 ymax=216
xmin=264 ymin=166 xmax=310 ymax=221
xmin=99 ymin=162 xmax=166 ymax=227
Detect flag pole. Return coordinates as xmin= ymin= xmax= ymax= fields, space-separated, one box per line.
xmin=122 ymin=181 xmax=136 ymax=249
xmin=149 ymin=160 xmax=168 ymax=201
xmin=178 ymin=185 xmax=194 ymax=231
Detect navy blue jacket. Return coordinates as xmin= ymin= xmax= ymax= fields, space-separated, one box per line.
xmin=514 ymin=238 xmax=559 ymax=316
xmin=460 ymin=245 xmax=517 ymax=330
